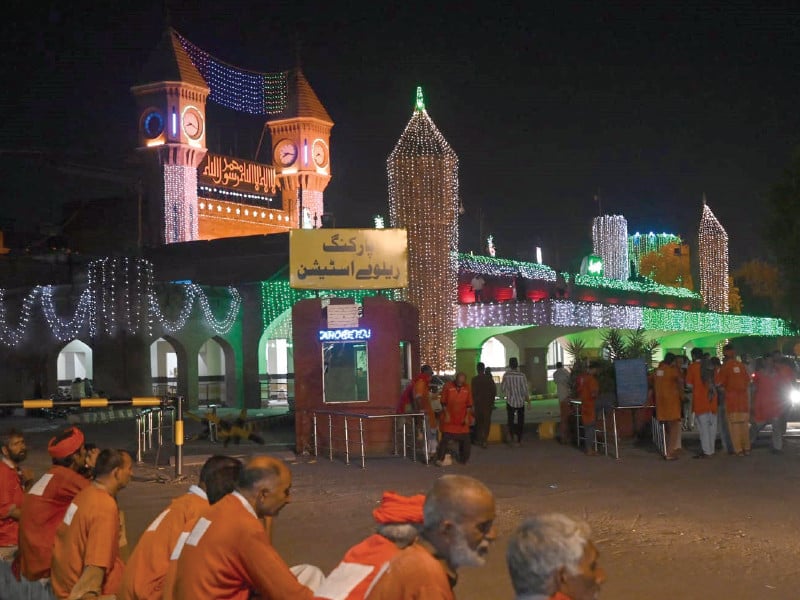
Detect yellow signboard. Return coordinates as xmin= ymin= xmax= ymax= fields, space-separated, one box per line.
xmin=290 ymin=229 xmax=408 ymax=289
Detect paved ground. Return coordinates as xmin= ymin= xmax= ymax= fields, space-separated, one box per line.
xmin=8 ymin=415 xmax=800 ymax=599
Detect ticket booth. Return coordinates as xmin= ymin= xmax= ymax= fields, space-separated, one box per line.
xmin=292 ymin=295 xmax=419 ymax=453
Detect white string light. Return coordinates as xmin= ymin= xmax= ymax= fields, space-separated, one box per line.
xmin=164 ymin=165 xmax=199 ymax=243
xmin=388 ymin=87 xmax=458 ymax=372
xmin=592 ymin=215 xmax=629 ymax=280
xmin=698 ymin=199 xmax=729 ymax=313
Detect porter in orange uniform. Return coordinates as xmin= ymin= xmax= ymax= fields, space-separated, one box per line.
xmin=119 ymin=455 xmax=241 ymax=600
xmin=172 ymin=457 xmax=316 ymax=600
xmin=51 ymin=449 xmax=133 ymax=599
xmin=314 ymin=491 xmax=425 ymax=600
xmin=15 ymin=427 xmax=91 ymax=581
xmin=685 ymin=349 xmax=717 ymax=458
xmin=717 ymin=344 xmax=751 ymax=456
xmin=435 ymin=373 xmax=474 ymax=465
xmin=0 ymin=429 xmax=29 ymax=562
xmin=576 ymin=364 xmax=600 ymax=455
xmin=654 ymin=353 xmax=683 ymax=459
xmin=367 ymin=475 xmax=496 ymax=600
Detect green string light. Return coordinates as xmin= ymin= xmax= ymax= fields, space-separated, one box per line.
xmin=415 ymin=86 xmax=425 ymax=112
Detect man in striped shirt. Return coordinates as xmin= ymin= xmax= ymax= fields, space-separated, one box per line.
xmin=502 ymin=358 xmax=530 ymax=446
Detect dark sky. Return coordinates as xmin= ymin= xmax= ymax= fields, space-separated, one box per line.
xmin=3 ymin=1 xmax=800 ymax=270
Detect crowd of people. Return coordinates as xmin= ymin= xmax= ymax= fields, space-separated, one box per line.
xmin=0 ymin=426 xmax=605 ymax=599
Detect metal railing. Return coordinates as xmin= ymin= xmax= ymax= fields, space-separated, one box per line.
xmin=136 ymin=406 xmax=175 ymax=464
xmin=310 ymin=410 xmax=430 ymax=469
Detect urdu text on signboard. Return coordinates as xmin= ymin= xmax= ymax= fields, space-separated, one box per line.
xmin=290 ymin=229 xmax=408 ymax=290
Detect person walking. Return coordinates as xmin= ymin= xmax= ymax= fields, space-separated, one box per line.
xmin=553 ymin=362 xmax=572 ymax=445
xmin=502 ymin=358 xmax=529 ymax=447
xmin=685 ymin=349 xmax=717 ymax=458
xmin=435 ymin=373 xmax=474 ymax=466
xmin=471 ymin=362 xmax=496 ymax=448
xmin=750 ymin=355 xmax=784 ymax=453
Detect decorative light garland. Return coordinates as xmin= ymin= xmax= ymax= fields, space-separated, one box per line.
xmin=164 ymin=165 xmax=199 ymax=243
xmin=698 ymin=199 xmax=729 ymax=312
xmin=176 ymin=31 xmax=288 ymax=115
xmin=569 ymin=273 xmax=700 ymax=299
xmin=456 ymin=299 xmax=795 ymax=336
xmin=458 ymin=253 xmax=556 ymax=281
xmin=149 ymin=284 xmax=241 ymax=335
xmin=487 ymin=235 xmax=496 ymax=257
xmin=628 ymin=232 xmax=682 ymax=273
xmin=388 ymin=87 xmax=459 ymax=372
xmin=592 ymin=215 xmax=629 ymax=280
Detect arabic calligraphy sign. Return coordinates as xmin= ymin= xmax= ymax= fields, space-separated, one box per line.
xmin=198 ymin=153 xmax=277 ymax=194
xmin=290 ymin=229 xmax=408 ymax=290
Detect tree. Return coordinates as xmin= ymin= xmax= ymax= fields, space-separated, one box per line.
xmin=733 ymin=259 xmax=782 ymax=316
xmin=728 ymin=276 xmax=743 ymax=314
xmin=765 ymin=147 xmax=800 ymax=321
xmin=638 ymin=242 xmax=694 ymax=290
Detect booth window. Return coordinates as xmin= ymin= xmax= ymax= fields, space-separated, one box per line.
xmin=399 ymin=341 xmax=411 ymax=382
xmin=322 ymin=341 xmax=369 ymax=403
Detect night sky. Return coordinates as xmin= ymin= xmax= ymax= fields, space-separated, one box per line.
xmin=3 ymin=1 xmax=800 ymax=271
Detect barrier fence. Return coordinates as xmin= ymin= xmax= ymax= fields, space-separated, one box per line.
xmin=309 ymin=409 xmax=430 ymax=469
xmin=0 ymin=396 xmax=186 ymax=478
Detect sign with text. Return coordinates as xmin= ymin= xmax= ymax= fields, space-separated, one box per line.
xmin=614 ymin=359 xmax=648 ymax=407
xmin=327 ymin=304 xmax=359 ymax=328
xmin=199 ymin=153 xmax=277 ymax=194
xmin=290 ymin=229 xmax=408 ymax=289
xmin=319 ymin=328 xmax=372 ymax=342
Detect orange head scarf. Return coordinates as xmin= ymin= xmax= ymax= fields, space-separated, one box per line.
xmin=48 ymin=426 xmax=85 ymax=459
xmin=372 ymin=491 xmax=425 ymax=524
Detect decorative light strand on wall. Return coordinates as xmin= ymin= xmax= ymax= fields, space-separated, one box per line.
xmin=628 ymin=232 xmax=682 ymax=273
xmin=164 ymin=165 xmax=199 ymax=244
xmin=388 ymin=87 xmax=459 ymax=372
xmin=149 ymin=284 xmax=241 ymax=335
xmin=458 ymin=253 xmax=556 ymax=281
xmin=569 ymin=273 xmax=700 ymax=299
xmin=592 ymin=215 xmax=630 ymax=281
xmin=698 ymin=199 xmax=729 ymax=313
xmin=176 ymin=31 xmax=288 ymax=115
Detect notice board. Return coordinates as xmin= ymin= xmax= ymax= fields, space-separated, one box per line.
xmin=614 ymin=359 xmax=648 ymax=407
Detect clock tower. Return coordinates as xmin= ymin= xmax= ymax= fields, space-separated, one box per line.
xmin=266 ymin=69 xmax=333 ymax=228
xmin=131 ymin=29 xmax=209 ymax=244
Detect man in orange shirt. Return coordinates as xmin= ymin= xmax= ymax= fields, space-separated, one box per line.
xmin=118 ymin=455 xmax=241 ymax=600
xmin=51 ymin=448 xmax=133 ymax=599
xmin=654 ymin=353 xmax=683 ymax=460
xmin=717 ymin=344 xmax=751 ymax=456
xmin=366 ymin=475 xmax=496 ymax=599
xmin=172 ymin=456 xmax=318 ymax=600
xmin=507 ymin=513 xmax=606 ymax=600
xmin=14 ymin=427 xmax=95 ymax=582
xmin=576 ymin=363 xmax=600 ymax=456
xmin=314 ymin=491 xmax=424 ymax=600
xmin=685 ymin=349 xmax=718 ymax=458
xmin=435 ymin=372 xmax=474 ymax=466
xmin=0 ymin=429 xmax=33 ymax=562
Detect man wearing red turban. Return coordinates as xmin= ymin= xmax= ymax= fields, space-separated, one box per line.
xmin=314 ymin=491 xmax=425 ymax=600
xmin=14 ymin=426 xmax=94 ymax=582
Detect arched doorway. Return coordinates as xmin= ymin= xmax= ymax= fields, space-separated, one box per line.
xmin=57 ymin=339 xmax=93 ymax=395
xmin=150 ymin=337 xmax=184 ymax=397
xmin=197 ymin=337 xmax=235 ymax=406
xmin=258 ymin=308 xmax=294 ymax=407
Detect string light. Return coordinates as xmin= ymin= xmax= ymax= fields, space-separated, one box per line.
xmin=592 ymin=215 xmax=629 ymax=280
xmin=456 ymin=299 xmax=794 ymax=336
xmin=374 ymin=215 xmax=385 ymax=229
xmin=487 ymin=235 xmax=496 ymax=257
xmin=569 ymin=273 xmax=700 ymax=299
xmin=176 ymin=31 xmax=288 ymax=115
xmin=698 ymin=198 xmax=729 ymax=312
xmin=388 ymin=87 xmax=458 ymax=372
xmin=628 ymin=232 xmax=682 ymax=273
xmin=458 ymin=253 xmax=556 ymax=281
xmin=164 ymin=165 xmax=199 ymax=243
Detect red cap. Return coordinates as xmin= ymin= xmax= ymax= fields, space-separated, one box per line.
xmin=48 ymin=427 xmax=85 ymax=459
xmin=372 ymin=491 xmax=425 ymax=524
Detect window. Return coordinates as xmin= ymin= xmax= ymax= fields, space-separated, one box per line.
xmin=322 ymin=341 xmax=369 ymax=403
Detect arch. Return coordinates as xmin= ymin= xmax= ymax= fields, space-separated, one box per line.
xmin=55 ymin=339 xmax=93 ymax=393
xmin=197 ymin=336 xmax=236 ymax=406
xmin=258 ymin=308 xmax=294 ymax=406
xmin=150 ymin=336 xmax=187 ymax=397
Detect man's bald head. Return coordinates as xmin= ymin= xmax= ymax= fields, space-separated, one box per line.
xmin=424 ymin=475 xmax=493 ymax=529
xmin=238 ymin=456 xmax=293 ymax=518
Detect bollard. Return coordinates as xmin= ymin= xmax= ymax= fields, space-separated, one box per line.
xmin=174 ymin=396 xmax=184 ymax=478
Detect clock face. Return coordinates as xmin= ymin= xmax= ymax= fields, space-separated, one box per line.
xmin=142 ymin=111 xmax=164 ymax=139
xmin=182 ymin=106 xmax=204 ymax=140
xmin=274 ymin=140 xmax=298 ymax=167
xmin=312 ymin=139 xmax=329 ymax=168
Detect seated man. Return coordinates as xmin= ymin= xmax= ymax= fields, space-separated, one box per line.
xmin=506 ymin=513 xmax=606 ymax=600
xmin=15 ymin=427 xmax=96 ymax=582
xmin=366 ymin=475 xmax=496 ymax=600
xmin=50 ymin=448 xmax=133 ymax=599
xmin=119 ymin=455 xmax=242 ymax=600
xmin=172 ymin=456 xmax=320 ymax=600
xmin=315 ymin=491 xmax=424 ymax=600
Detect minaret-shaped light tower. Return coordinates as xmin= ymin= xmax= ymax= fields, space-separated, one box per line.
xmin=388 ymin=87 xmax=459 ymax=373
xmin=592 ymin=215 xmax=630 ymax=280
xmin=698 ymin=195 xmax=729 ymax=312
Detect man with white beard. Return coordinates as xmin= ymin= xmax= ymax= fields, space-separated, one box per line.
xmin=366 ymin=475 xmax=496 ymax=599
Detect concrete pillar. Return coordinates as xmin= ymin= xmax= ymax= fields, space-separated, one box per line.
xmin=456 ymin=348 xmax=480 ymax=383
xmin=522 ymin=347 xmax=548 ymax=396
xmin=92 ymin=331 xmax=151 ymax=398
xmin=183 ymin=340 xmax=200 ymax=410
xmin=240 ymin=284 xmax=263 ymax=409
